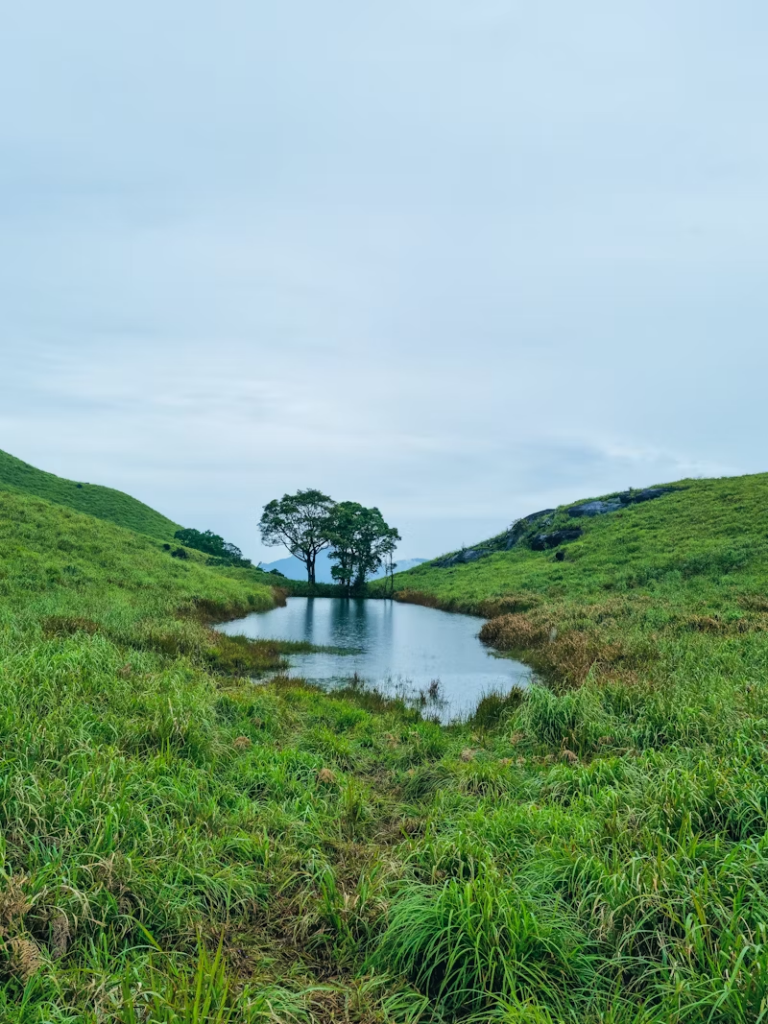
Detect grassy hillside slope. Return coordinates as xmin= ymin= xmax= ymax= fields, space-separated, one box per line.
xmin=0 ymin=489 xmax=276 ymax=622
xmin=4 ymin=469 xmax=768 ymax=1022
xmin=359 ymin=473 xmax=768 ymax=1022
xmin=384 ymin=473 xmax=768 ymax=680
xmin=0 ymin=448 xmax=181 ymax=539
xmin=0 ymin=484 xmax=452 ymax=1023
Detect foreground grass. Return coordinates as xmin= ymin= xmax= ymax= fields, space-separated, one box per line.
xmin=4 ymin=473 xmax=768 ymax=1020
xmin=0 ymin=489 xmax=447 ymax=1021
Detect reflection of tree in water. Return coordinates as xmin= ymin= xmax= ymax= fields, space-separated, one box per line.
xmin=301 ymin=596 xmax=315 ymax=643
xmin=220 ymin=597 xmax=530 ymax=722
xmin=328 ymin=597 xmax=390 ymax=653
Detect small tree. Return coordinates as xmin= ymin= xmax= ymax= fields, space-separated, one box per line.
xmin=258 ymin=489 xmax=335 ymax=585
xmin=384 ymin=547 xmax=398 ymax=598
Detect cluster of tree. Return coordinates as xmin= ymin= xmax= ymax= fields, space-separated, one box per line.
xmin=172 ymin=528 xmax=252 ymax=567
xmin=259 ymin=489 xmax=400 ymax=593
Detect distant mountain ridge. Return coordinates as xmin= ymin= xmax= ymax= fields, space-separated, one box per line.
xmin=260 ymin=548 xmax=428 ymax=582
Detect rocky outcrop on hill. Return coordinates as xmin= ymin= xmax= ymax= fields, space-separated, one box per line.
xmin=529 ymin=528 xmax=583 ymax=551
xmin=433 ymin=547 xmax=493 ymax=568
xmin=430 ymin=486 xmax=678 ymax=569
xmin=433 ymin=508 xmax=557 ymax=567
xmin=567 ymin=487 xmax=676 ymax=518
xmin=502 ymin=509 xmax=556 ymax=548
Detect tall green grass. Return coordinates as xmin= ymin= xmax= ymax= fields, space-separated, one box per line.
xmin=0 ymin=486 xmax=435 ymax=1021
xmin=3 ymin=470 xmax=768 ymax=1020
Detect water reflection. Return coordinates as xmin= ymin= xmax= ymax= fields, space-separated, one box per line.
xmin=218 ymin=597 xmax=531 ymax=721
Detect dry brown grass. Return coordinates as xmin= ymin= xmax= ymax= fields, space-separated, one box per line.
xmin=685 ymin=615 xmax=730 ymax=632
xmin=479 ymin=608 xmax=650 ymax=686
xmin=475 ymin=595 xmax=541 ymax=617
xmin=0 ymin=876 xmax=31 ymax=930
xmin=393 ymin=590 xmax=444 ymax=610
xmin=7 ymin=937 xmax=42 ymax=981
xmin=41 ymin=615 xmax=99 ymax=638
xmin=479 ymin=613 xmax=551 ymax=650
xmin=394 ymin=589 xmax=540 ymax=619
xmin=49 ymin=914 xmax=70 ymax=960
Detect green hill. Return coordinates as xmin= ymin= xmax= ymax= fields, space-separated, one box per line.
xmin=4 ymin=463 xmax=768 ymax=1022
xmin=383 ymin=472 xmax=768 ymax=679
xmin=0 ymin=447 xmax=181 ymax=539
xmin=0 ymin=462 xmax=442 ymax=1022
xmin=0 ymin=487 xmax=275 ymax=623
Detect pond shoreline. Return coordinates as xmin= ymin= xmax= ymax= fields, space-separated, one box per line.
xmin=216 ymin=595 xmax=532 ymax=722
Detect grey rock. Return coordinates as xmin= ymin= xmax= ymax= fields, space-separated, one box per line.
xmin=567 ymin=500 xmax=624 ymax=518
xmin=433 ymin=547 xmax=492 ymax=569
xmin=503 ymin=509 xmax=556 ymax=549
xmin=529 ymin=528 xmax=583 ymax=551
xmin=623 ymin=487 xmax=673 ymax=504
xmin=568 ymin=487 xmax=676 ymax=518
xmin=458 ymin=548 xmax=490 ymax=564
xmin=432 ymin=487 xmax=677 ymax=570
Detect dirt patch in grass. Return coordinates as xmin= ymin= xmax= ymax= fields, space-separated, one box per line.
xmin=42 ymin=615 xmax=100 ymax=638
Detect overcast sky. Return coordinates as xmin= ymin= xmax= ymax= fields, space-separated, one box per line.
xmin=1 ymin=2 xmax=766 ymax=560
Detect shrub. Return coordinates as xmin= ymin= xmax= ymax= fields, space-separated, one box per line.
xmin=514 ymin=684 xmax=622 ymax=754
xmin=470 ymin=687 xmax=525 ymax=730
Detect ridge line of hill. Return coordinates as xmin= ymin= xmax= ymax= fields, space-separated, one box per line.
xmin=0 ymin=447 xmax=181 ymax=540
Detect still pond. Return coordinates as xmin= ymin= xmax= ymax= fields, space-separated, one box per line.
xmin=217 ymin=597 xmax=531 ymax=721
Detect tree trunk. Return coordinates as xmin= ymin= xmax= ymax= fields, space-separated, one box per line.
xmin=308 ymin=552 xmax=315 ymax=585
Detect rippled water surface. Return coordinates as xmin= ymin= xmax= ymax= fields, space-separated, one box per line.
xmin=218 ymin=597 xmax=531 ymax=720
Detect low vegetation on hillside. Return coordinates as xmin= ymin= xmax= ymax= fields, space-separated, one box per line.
xmin=2 ymin=464 xmax=768 ymax=1022
xmin=173 ymin=527 xmax=254 ymax=567
xmin=0 ymin=485 xmax=470 ymax=1022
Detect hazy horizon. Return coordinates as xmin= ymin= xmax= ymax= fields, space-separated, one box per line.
xmin=3 ymin=3 xmax=766 ymax=560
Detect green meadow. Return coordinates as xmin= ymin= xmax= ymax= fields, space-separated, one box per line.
xmin=2 ymin=460 xmax=768 ymax=1021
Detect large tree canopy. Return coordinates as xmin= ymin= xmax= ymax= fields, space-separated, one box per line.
xmin=258 ymin=489 xmax=335 ymax=585
xmin=259 ymin=490 xmax=400 ymax=589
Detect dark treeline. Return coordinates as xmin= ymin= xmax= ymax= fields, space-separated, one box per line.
xmin=173 ymin=528 xmax=253 ymax=567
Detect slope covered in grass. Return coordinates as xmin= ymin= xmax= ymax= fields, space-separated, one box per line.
xmin=0 ymin=485 xmax=454 ymax=1022
xmin=383 ymin=473 xmax=768 ymax=679
xmin=4 ymin=469 xmax=768 ymax=1022
xmin=0 ymin=488 xmax=277 ymax=623
xmin=360 ymin=473 xmax=768 ymax=1021
xmin=0 ymin=448 xmax=181 ymax=539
